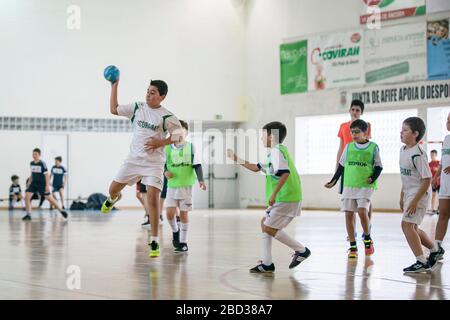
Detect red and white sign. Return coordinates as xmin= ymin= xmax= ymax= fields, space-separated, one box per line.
xmin=360 ymin=0 xmax=426 ymax=24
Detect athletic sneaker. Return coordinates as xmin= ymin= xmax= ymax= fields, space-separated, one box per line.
xmin=172 ymin=230 xmax=180 ymax=249
xmin=347 ymin=247 xmax=358 ymax=259
xmin=149 ymin=241 xmax=160 ymax=258
xmin=141 ymin=218 xmax=150 ymax=229
xmin=250 ymin=263 xmax=275 ymax=273
xmin=403 ymin=261 xmax=430 ymax=273
xmin=174 ymin=242 xmax=188 ymax=253
xmin=289 ymin=247 xmax=311 ymax=269
xmin=101 ymin=194 xmax=122 ymax=214
xmin=59 ymin=210 xmax=68 ymax=219
xmin=429 ymin=245 xmax=445 ymax=268
xmin=22 ymin=214 xmax=32 ymax=221
xmin=363 ymin=239 xmax=374 ymax=256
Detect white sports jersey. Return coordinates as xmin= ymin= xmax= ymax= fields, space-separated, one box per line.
xmin=439 ymin=135 xmax=450 ymax=197
xmin=117 ymin=102 xmax=182 ymax=168
xmin=399 ymin=144 xmax=432 ymax=206
xmin=257 ymin=145 xmax=289 ymax=176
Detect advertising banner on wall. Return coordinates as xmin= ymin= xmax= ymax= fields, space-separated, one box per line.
xmin=428 ymin=19 xmax=450 ymax=80
xmin=307 ymin=31 xmax=364 ymax=91
xmin=364 ymin=22 xmax=427 ymax=85
xmin=280 ymin=40 xmax=308 ymax=94
xmin=360 ymin=0 xmax=426 ymax=24
xmin=342 ymin=79 xmax=450 ymax=108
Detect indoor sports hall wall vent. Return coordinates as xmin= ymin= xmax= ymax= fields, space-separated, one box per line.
xmin=0 ymin=117 xmax=241 ymax=133
xmin=0 ymin=116 xmax=133 ymax=132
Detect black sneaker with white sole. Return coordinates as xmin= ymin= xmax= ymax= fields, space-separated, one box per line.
xmin=174 ymin=242 xmax=188 ymax=253
xmin=403 ymin=261 xmax=430 ymax=273
xmin=429 ymin=245 xmax=445 ymax=268
xmin=172 ymin=230 xmax=180 ymax=249
xmin=59 ymin=210 xmax=68 ymax=219
xmin=249 ymin=263 xmax=275 ymax=273
xmin=141 ymin=217 xmax=150 ymax=229
xmin=289 ymin=247 xmax=311 ymax=269
xmin=22 ymin=214 xmax=32 ymax=221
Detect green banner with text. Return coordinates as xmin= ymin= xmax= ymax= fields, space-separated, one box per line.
xmin=280 ymin=40 xmax=308 ymax=94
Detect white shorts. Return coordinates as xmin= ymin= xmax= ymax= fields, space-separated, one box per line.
xmin=165 ymin=197 xmax=193 ymax=211
xmin=114 ymin=162 xmax=164 ymax=191
xmin=263 ymin=202 xmax=301 ymax=230
xmin=439 ymin=175 xmax=450 ymax=199
xmin=341 ymin=198 xmax=370 ymax=212
xmin=402 ymin=195 xmax=427 ymax=225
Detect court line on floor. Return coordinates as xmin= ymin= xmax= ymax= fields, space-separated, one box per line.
xmin=0 ymin=277 xmax=119 ymax=300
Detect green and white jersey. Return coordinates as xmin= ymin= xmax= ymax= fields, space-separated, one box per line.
xmin=258 ymin=144 xmax=302 ymax=204
xmin=339 ymin=141 xmax=382 ymax=200
xmin=400 ymin=144 xmax=432 ymax=206
xmin=117 ymin=102 xmax=182 ymax=168
xmin=166 ymin=142 xmax=201 ymax=200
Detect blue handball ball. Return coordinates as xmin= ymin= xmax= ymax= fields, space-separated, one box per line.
xmin=104 ymin=65 xmax=120 ymax=83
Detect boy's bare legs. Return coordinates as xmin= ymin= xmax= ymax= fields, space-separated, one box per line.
xmin=345 ymin=211 xmax=356 ymax=242
xmin=436 ymin=199 xmax=450 ymax=242
xmin=402 ymin=221 xmax=428 ymax=263
xmin=59 ymin=188 xmax=65 ymax=209
xmin=255 ymin=217 xmax=309 ymax=271
xmin=358 ymin=208 xmax=370 ymax=236
xmin=146 ymin=186 xmax=160 ymax=238
xmin=108 ymin=181 xmax=127 ymax=200
xmin=25 ymin=192 xmax=33 ymax=214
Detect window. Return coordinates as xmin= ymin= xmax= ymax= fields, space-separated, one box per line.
xmin=295 ymin=109 xmax=418 ymax=174
xmin=427 ymin=106 xmax=450 ymax=159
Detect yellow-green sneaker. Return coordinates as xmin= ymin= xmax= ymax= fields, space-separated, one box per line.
xmin=101 ymin=194 xmax=121 ymax=214
xmin=149 ymin=241 xmax=160 ymax=258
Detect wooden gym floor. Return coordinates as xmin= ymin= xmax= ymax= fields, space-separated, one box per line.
xmin=0 ymin=209 xmax=448 ymax=300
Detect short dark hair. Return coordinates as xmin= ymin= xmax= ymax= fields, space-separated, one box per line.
xmin=33 ymin=148 xmax=41 ymax=155
xmin=403 ymin=117 xmax=426 ymax=142
xmin=179 ymin=120 xmax=188 ymax=131
xmin=350 ymin=99 xmax=365 ymax=113
xmin=11 ymin=175 xmax=19 ymax=182
xmin=150 ymin=80 xmax=168 ymax=96
xmin=263 ymin=121 xmax=287 ymax=144
xmin=350 ymin=119 xmax=368 ymax=132
xmin=55 ymin=156 xmax=62 ymax=162
xmin=431 ymin=149 xmax=438 ymax=155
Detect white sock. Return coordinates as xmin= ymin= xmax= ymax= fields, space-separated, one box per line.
xmin=150 ymin=236 xmax=158 ymax=243
xmin=180 ymin=222 xmax=188 ymax=243
xmin=274 ymin=230 xmax=305 ymax=252
xmin=261 ymin=232 xmax=273 ymax=266
xmin=436 ymin=240 xmax=443 ymax=247
xmin=416 ymin=255 xmax=427 ymax=264
xmin=431 ymin=242 xmax=439 ymax=253
xmin=168 ymin=218 xmax=179 ymax=232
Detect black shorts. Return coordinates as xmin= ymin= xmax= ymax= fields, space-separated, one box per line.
xmin=432 ymin=186 xmax=440 ymax=193
xmin=26 ymin=184 xmax=50 ymax=197
xmin=53 ymin=185 xmax=64 ymax=193
xmin=9 ymin=193 xmax=22 ymax=202
xmin=136 ymin=181 xmax=147 ymax=193
xmin=161 ymin=177 xmax=168 ymax=199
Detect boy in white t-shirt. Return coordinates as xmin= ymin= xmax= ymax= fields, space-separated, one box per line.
xmin=430 ymin=112 xmax=450 ymax=266
xmin=399 ymin=117 xmax=439 ymax=273
xmin=101 ymin=78 xmax=183 ymax=258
